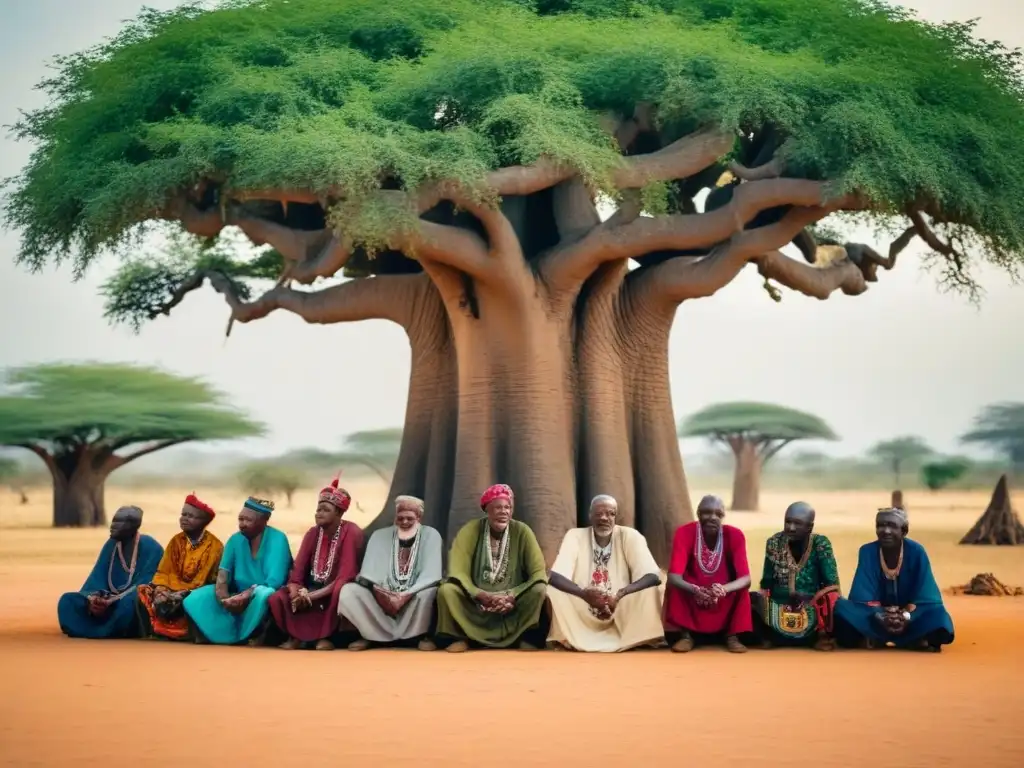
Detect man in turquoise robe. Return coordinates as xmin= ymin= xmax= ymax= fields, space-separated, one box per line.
xmin=58 ymin=506 xmax=163 ymax=639
xmin=834 ymin=507 xmax=954 ymax=651
xmin=183 ymin=497 xmax=292 ymax=645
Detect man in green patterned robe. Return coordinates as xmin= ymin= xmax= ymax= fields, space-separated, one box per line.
xmin=751 ymin=501 xmax=841 ymax=650
xmin=435 ymin=483 xmax=548 ymax=652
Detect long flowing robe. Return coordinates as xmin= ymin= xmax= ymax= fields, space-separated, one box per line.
xmin=834 ymin=538 xmax=954 ymax=648
xmin=547 ymin=526 xmax=665 ymax=652
xmin=435 ymin=518 xmax=548 ymax=647
xmin=338 ymin=525 xmax=444 ymax=642
xmin=137 ymin=531 xmax=224 ymax=640
xmin=663 ymin=522 xmax=752 ymax=637
xmin=183 ymin=526 xmax=292 ymax=644
xmin=753 ymin=532 xmax=841 ymax=643
xmin=57 ymin=535 xmax=163 ymax=639
xmin=268 ymin=522 xmax=364 ymax=642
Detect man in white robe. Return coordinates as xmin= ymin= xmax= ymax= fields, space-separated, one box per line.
xmin=546 ymin=494 xmax=666 ymax=652
xmin=338 ymin=495 xmax=443 ymax=650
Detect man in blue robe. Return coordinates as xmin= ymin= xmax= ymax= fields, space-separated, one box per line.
xmin=57 ymin=505 xmax=163 ymax=639
xmin=183 ymin=496 xmax=292 ymax=645
xmin=834 ymin=507 xmax=954 ymax=651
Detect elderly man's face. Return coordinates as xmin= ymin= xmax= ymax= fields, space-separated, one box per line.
xmin=697 ymin=500 xmax=725 ymax=532
xmin=590 ymin=501 xmax=617 ymax=536
xmin=485 ymin=497 xmax=513 ymax=532
xmin=875 ymin=512 xmax=906 ymax=546
xmin=179 ymin=504 xmax=210 ymax=536
xmin=237 ymin=508 xmax=267 ymax=539
xmin=109 ymin=508 xmax=140 ymax=541
xmin=395 ymin=507 xmax=420 ymax=532
xmin=784 ymin=511 xmax=814 ymax=541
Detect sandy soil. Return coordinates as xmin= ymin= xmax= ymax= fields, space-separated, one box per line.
xmin=2 ymin=486 xmax=1023 ymax=767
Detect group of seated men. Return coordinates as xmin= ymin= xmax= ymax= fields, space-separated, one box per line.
xmin=57 ymin=477 xmax=955 ymax=653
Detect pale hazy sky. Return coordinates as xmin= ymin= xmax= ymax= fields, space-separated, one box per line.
xmin=1 ymin=1 xmax=1021 ymax=461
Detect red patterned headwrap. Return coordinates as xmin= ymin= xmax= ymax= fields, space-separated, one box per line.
xmin=319 ymin=474 xmax=352 ymax=513
xmin=184 ymin=492 xmax=216 ymax=519
xmin=480 ymin=483 xmax=514 ymax=510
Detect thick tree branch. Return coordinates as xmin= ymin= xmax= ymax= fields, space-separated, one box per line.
xmin=728 ymin=150 xmax=786 ymax=181
xmin=105 ymin=439 xmax=190 ymax=472
xmin=150 ymin=269 xmax=419 ymax=331
xmin=756 ymin=248 xmax=870 ymax=300
xmin=543 ymin=179 xmax=858 ymax=291
xmin=11 ymin=443 xmax=57 ymax=476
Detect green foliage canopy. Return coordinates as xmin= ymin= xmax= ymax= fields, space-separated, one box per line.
xmin=961 ymin=403 xmax=1024 ymax=467
xmin=5 ymin=0 xmax=1024 ymax=296
xmin=238 ymin=460 xmax=306 ymax=502
xmin=921 ymin=457 xmax=970 ymax=490
xmin=0 ymin=363 xmax=264 ymax=456
xmin=868 ymin=435 xmax=933 ymax=465
xmin=679 ymin=401 xmax=838 ymax=442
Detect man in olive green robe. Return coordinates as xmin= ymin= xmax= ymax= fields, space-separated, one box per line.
xmin=436 ymin=484 xmax=548 ymax=652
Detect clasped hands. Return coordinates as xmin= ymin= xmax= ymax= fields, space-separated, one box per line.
xmin=287 ymin=584 xmax=315 ymax=614
xmin=86 ymin=592 xmax=114 ymax=616
xmin=220 ymin=586 xmax=255 ymax=614
xmin=582 ymin=586 xmax=622 ymax=620
xmin=152 ymin=587 xmax=187 ymax=617
xmin=694 ymin=583 xmax=728 ymax=608
xmin=372 ymin=585 xmax=411 ymax=617
xmin=476 ymin=590 xmax=516 ymax=615
xmin=874 ymin=605 xmax=910 ymax=635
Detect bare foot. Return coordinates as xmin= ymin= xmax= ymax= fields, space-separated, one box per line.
xmin=417 ymin=637 xmax=437 ymax=652
xmin=446 ymin=640 xmax=470 ymax=653
xmin=347 ymin=639 xmax=370 ymax=651
xmin=725 ymin=635 xmax=747 ymax=653
xmin=813 ymin=636 xmax=835 ymax=652
xmin=315 ymin=639 xmax=335 ymax=651
xmin=671 ymin=634 xmax=695 ymax=653
xmin=278 ymin=637 xmax=301 ymax=650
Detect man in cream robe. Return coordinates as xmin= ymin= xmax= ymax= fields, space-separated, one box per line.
xmin=547 ymin=494 xmax=665 ymax=652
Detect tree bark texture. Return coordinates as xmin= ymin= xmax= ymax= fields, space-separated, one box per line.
xmin=51 ymin=453 xmax=108 ymax=527
xmin=730 ymin=440 xmax=762 ymax=512
xmin=157 ymin=121 xmax=892 ymax=564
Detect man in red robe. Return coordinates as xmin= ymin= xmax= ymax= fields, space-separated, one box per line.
xmin=268 ymin=475 xmax=363 ymax=650
xmin=663 ymin=494 xmax=752 ymax=653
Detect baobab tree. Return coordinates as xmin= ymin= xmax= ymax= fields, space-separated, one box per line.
xmin=5 ymin=0 xmax=1024 ymax=562
xmin=0 ymin=364 xmax=262 ymax=526
xmin=679 ymin=402 xmax=837 ymax=511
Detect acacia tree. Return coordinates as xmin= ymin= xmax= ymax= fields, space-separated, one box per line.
xmin=5 ymin=1 xmax=1024 ymax=562
xmin=0 ymin=364 xmax=263 ymax=526
xmin=679 ymin=402 xmax=837 ymax=511
xmin=868 ymin=436 xmax=934 ymax=488
xmin=961 ymin=403 xmax=1024 ymax=476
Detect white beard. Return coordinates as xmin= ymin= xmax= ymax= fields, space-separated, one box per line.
xmin=397 ymin=523 xmax=420 ymax=541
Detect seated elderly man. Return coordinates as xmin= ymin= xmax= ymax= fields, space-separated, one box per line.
xmin=338 ymin=494 xmax=444 ymax=651
xmin=663 ymin=494 xmax=752 ymax=653
xmin=547 ymin=494 xmax=664 ymax=652
xmin=834 ymin=507 xmax=954 ymax=651
xmin=435 ymin=484 xmax=548 ymax=652
xmin=58 ymin=506 xmax=163 ymax=639
xmin=137 ymin=493 xmax=223 ymax=641
xmin=751 ymin=501 xmax=841 ymax=651
xmin=183 ymin=497 xmax=292 ymax=645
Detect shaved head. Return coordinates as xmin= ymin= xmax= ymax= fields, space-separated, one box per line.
xmin=784 ymin=501 xmax=815 ymax=522
xmin=109 ymin=505 xmax=143 ymax=542
xmin=697 ymin=494 xmax=725 ymax=513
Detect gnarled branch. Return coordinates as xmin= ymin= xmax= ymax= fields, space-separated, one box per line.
xmin=756 ymin=248 xmax=869 ymax=300
xmin=104 ymin=439 xmax=189 ymax=472
xmin=544 ymin=178 xmax=860 ymax=292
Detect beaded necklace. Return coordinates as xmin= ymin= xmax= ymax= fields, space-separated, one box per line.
xmin=782 ymin=534 xmax=814 ymax=594
xmin=107 ymin=534 xmax=140 ymax=594
xmin=389 ymin=528 xmax=421 ymax=591
xmin=695 ymin=526 xmax=724 ymax=575
xmin=310 ymin=524 xmax=342 ymax=584
xmin=879 ymin=542 xmax=904 ymax=581
xmin=482 ymin=523 xmax=510 ymax=584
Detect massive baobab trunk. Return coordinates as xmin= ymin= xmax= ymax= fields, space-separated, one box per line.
xmin=156 ymin=119 xmax=886 ymax=565
xmin=52 ymin=465 xmax=107 ymax=527
xmin=730 ymin=441 xmax=763 ymax=512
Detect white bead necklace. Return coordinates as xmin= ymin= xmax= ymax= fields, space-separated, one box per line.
xmin=310 ymin=524 xmax=342 ymax=583
xmin=390 ymin=528 xmax=421 ymax=591
xmin=483 ymin=523 xmax=510 ymax=584
xmin=694 ymin=526 xmax=724 ymax=575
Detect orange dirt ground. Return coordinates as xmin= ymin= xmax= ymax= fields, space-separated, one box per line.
xmin=2 ymin=486 xmax=1024 ymax=767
